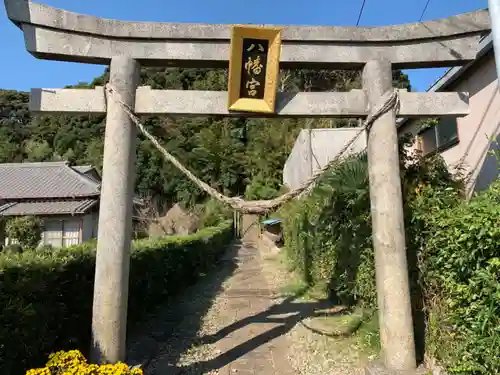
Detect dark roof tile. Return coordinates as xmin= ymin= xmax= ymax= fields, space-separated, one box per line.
xmin=0 ymin=199 xmax=98 ymax=216
xmin=0 ymin=161 xmax=100 ymax=199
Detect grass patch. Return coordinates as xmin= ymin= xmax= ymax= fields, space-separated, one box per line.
xmin=355 ymin=311 xmax=380 ymax=353
xmin=280 ymin=277 xmax=309 ymax=298
xmin=303 ymin=307 xmax=364 ymax=335
xmin=278 ymin=272 xmax=331 ymax=301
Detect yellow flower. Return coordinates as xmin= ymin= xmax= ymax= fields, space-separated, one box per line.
xmin=27 ymin=350 xmax=143 ymax=375
xmin=25 ymin=369 xmax=51 ymax=375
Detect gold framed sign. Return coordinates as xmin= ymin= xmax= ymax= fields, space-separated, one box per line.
xmin=227 ymin=25 xmax=282 ymax=114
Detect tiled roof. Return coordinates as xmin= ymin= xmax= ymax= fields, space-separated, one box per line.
xmin=72 ymin=165 xmax=94 ymax=174
xmin=0 ymin=161 xmax=100 ymax=199
xmin=73 ymin=165 xmax=101 ymax=183
xmin=0 ymin=199 xmax=98 ymax=216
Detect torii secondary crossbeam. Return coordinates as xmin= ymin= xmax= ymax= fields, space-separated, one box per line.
xmin=31 ymin=87 xmax=469 ymax=118
xmin=4 ymin=0 xmax=491 ymax=373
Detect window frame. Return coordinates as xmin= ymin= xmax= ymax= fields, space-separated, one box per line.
xmin=43 ymin=218 xmax=82 ymax=248
xmin=418 ymin=117 xmax=460 ymax=155
xmin=62 ymin=219 xmax=81 ymax=247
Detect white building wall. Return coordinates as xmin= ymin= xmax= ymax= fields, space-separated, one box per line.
xmin=283 ymin=128 xmax=367 ymax=191
xmin=283 ymin=130 xmax=309 ymax=192
xmin=399 ymin=54 xmax=500 ymax=196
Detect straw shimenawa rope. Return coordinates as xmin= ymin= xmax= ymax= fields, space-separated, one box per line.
xmin=104 ymin=84 xmax=400 ymax=214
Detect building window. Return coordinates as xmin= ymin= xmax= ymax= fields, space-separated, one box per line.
xmin=62 ymin=220 xmax=80 ymax=247
xmin=44 ymin=220 xmax=63 ymax=248
xmin=419 ymin=118 xmax=459 ymax=155
xmin=44 ymin=219 xmax=81 ymax=248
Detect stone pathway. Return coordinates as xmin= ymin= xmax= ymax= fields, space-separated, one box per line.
xmin=127 ymin=241 xmax=369 ymax=375
xmin=127 ymin=242 xmax=297 ymax=374
xmin=196 ymin=242 xmax=296 ymax=375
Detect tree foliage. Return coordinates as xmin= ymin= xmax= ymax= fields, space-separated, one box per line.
xmin=5 ymin=216 xmax=43 ymax=249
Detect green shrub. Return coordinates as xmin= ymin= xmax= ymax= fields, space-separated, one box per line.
xmin=280 ymin=131 xmax=499 ymax=373
xmin=5 ymin=216 xmax=43 ymax=249
xmin=279 ymin=152 xmax=374 ymax=304
xmin=244 ymin=172 xmax=281 ymax=200
xmin=412 ymin=181 xmax=500 ymax=374
xmin=0 ymin=220 xmax=233 ymax=375
xmin=195 ymin=198 xmax=233 ymax=228
xmin=3 ymin=243 xmax=24 ymax=254
xmin=279 ymin=133 xmax=460 ymax=305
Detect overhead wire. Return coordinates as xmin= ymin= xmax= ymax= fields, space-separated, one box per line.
xmin=419 ymin=0 xmax=432 ymax=21
xmin=356 ymin=0 xmax=367 ymax=26
xmin=357 ymin=0 xmax=432 ymax=27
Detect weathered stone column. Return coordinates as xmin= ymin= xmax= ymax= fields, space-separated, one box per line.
xmin=91 ymin=56 xmax=140 ymax=364
xmin=362 ymin=60 xmax=416 ymax=372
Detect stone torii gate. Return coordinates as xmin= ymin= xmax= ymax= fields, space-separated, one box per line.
xmin=4 ymin=1 xmax=491 ymax=373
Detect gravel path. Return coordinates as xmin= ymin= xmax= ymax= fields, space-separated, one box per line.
xmin=258 ymin=245 xmax=369 ymax=375
xmin=126 ymin=241 xmax=368 ymax=375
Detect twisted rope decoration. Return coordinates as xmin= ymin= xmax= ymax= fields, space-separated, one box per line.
xmin=105 ymin=84 xmax=399 ymax=214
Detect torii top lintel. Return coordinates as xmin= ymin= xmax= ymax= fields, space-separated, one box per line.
xmin=4 ymin=0 xmax=491 ymax=68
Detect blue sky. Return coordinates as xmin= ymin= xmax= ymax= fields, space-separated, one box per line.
xmin=0 ymin=0 xmax=489 ymax=92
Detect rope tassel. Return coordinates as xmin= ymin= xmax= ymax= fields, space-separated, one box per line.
xmin=104 ymin=84 xmax=400 ymax=214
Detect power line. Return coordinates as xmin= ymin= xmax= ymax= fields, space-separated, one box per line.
xmin=419 ymin=0 xmax=432 ymax=21
xmin=356 ymin=0 xmax=367 ymax=26
xmin=356 ymin=0 xmax=430 ymax=27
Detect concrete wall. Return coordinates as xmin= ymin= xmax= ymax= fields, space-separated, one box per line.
xmin=283 ymin=128 xmax=367 ymax=191
xmin=241 ymin=214 xmax=260 ymax=243
xmin=400 ymin=53 xmax=500 ymax=196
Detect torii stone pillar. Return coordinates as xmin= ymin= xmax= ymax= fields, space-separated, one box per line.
xmin=363 ymin=60 xmax=416 ymax=372
xmin=91 ymin=57 xmax=140 ymax=363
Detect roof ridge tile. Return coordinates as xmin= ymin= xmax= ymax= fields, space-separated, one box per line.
xmin=0 ymin=161 xmax=68 ymax=168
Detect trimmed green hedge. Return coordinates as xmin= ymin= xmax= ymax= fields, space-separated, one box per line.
xmin=0 ymin=220 xmax=233 ymax=375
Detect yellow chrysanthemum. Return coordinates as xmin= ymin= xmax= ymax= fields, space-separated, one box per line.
xmin=26 ymin=350 xmax=144 ymax=375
